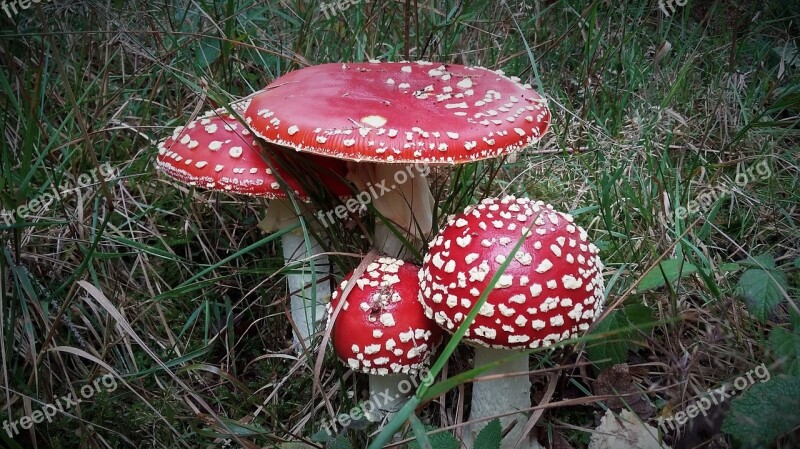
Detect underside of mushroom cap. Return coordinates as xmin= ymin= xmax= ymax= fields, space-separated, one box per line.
xmin=244 ymin=61 xmax=551 ymax=164
xmin=418 ymin=196 xmax=605 ymax=349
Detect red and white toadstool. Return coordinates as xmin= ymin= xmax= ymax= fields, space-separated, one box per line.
xmin=418 ymin=195 xmax=604 ymax=448
xmin=156 ymin=99 xmax=351 ymax=350
xmin=328 ymin=256 xmax=442 ymax=422
xmin=244 ymin=61 xmax=550 ymax=257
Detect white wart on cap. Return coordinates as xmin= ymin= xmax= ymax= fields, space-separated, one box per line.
xmin=418 ymin=195 xmax=604 ymax=349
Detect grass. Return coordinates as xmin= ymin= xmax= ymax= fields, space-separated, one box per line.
xmin=1 ymin=0 xmax=799 ymax=448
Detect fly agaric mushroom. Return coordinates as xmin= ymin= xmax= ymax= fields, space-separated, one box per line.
xmin=244 ymin=61 xmax=550 ymax=257
xmin=418 ymin=195 xmax=604 ymax=448
xmin=328 ymin=256 xmax=442 ymax=422
xmin=156 ymin=100 xmax=351 ymax=350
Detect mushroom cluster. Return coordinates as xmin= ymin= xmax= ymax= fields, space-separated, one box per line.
xmin=156 ymin=99 xmax=351 ymax=351
xmin=156 ymin=62 xmax=572 ymax=444
xmin=419 ymin=195 xmax=604 ymax=448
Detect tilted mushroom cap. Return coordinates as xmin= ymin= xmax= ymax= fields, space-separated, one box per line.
xmin=328 ymin=257 xmax=442 ymax=375
xmin=418 ymin=196 xmax=604 ymax=349
xmin=156 ymin=100 xmax=351 ymax=200
xmin=244 ymin=61 xmax=550 ymax=164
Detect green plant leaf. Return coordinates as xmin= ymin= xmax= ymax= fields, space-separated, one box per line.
xmin=739 ymin=253 xmax=776 ymax=269
xmin=195 ymin=38 xmax=221 ymax=68
xmin=473 ymin=418 xmax=503 ymax=449
xmin=769 ymin=327 xmax=800 ymax=376
xmin=588 ymin=311 xmax=630 ymax=369
xmin=737 ymin=268 xmax=787 ymax=322
xmin=637 ymin=258 xmax=698 ymax=291
xmin=311 ymin=427 xmax=334 ymax=442
xmin=587 ymin=304 xmax=654 ymax=370
xmin=408 ymin=426 xmax=460 ymax=449
xmin=624 ymin=303 xmax=655 ymax=326
xmin=327 ymin=434 xmax=352 ymax=449
xmin=722 ymin=375 xmax=800 ymax=447
xmin=718 ymin=262 xmax=741 ymax=272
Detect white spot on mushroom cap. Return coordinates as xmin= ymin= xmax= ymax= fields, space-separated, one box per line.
xmin=361 ymin=115 xmax=388 ymax=127
xmin=229 ymin=146 xmax=243 ymax=158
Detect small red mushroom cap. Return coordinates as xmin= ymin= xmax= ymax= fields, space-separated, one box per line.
xmin=418 ymin=196 xmax=604 ymax=349
xmin=244 ymin=61 xmax=550 ymax=164
xmin=328 ymin=257 xmax=442 ymax=375
xmin=156 ymin=100 xmax=350 ymax=199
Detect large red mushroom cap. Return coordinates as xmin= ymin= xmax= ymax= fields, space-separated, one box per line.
xmin=328 ymin=257 xmax=442 ymax=375
xmin=418 ymin=196 xmax=604 ymax=349
xmin=244 ymin=61 xmax=550 ymax=164
xmin=156 ymin=100 xmax=351 ymax=200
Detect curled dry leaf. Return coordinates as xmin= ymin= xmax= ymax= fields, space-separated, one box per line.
xmin=589 ymin=409 xmax=671 ymax=449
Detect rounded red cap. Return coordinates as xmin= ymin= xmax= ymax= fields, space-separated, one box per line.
xmin=244 ymin=61 xmax=550 ymax=164
xmin=157 ymin=100 xmax=351 ymax=200
xmin=418 ymin=196 xmax=604 ymax=349
xmin=328 ymin=257 xmax=442 ymax=375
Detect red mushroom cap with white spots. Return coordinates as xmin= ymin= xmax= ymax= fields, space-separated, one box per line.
xmin=328 ymin=257 xmax=442 ymax=375
xmin=418 ymin=196 xmax=604 ymax=349
xmin=244 ymin=61 xmax=550 ymax=164
xmin=156 ymin=101 xmax=350 ymax=200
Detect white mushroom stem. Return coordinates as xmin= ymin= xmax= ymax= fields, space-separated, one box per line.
xmin=364 ymin=373 xmax=411 ymax=423
xmin=465 ymin=347 xmax=542 ymax=449
xmin=259 ymin=199 xmax=330 ymax=351
xmin=346 ymin=162 xmax=434 ymax=258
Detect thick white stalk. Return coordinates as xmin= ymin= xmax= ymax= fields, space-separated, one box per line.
xmin=466 ymin=347 xmax=542 ymax=449
xmin=260 ymin=199 xmax=330 ymax=351
xmin=282 ymin=231 xmax=329 ymax=350
xmin=364 ymin=373 xmax=411 ymax=423
xmin=346 ymin=162 xmax=434 ymax=258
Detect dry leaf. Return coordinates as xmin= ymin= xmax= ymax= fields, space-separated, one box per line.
xmin=589 ymin=409 xmax=671 ymax=449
